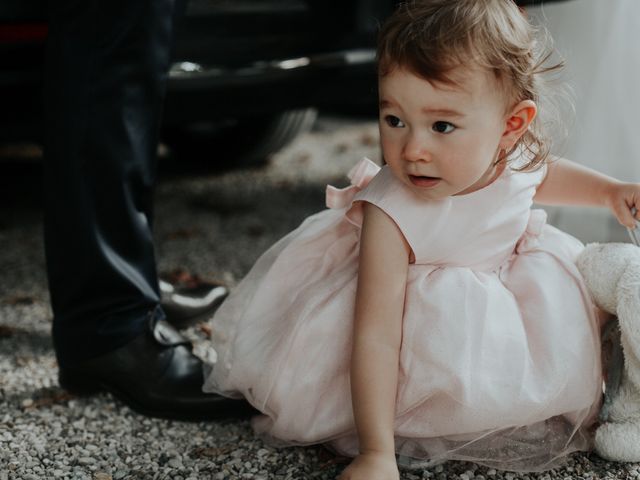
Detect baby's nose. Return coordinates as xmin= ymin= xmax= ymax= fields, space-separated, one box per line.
xmin=403 ymin=134 xmax=432 ymax=162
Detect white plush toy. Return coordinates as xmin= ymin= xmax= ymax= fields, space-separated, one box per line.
xmin=576 ymin=240 xmax=640 ymax=461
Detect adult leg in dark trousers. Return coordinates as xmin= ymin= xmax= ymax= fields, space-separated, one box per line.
xmin=43 ymin=0 xmax=252 ymax=420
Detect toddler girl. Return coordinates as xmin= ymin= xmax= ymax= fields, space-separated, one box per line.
xmin=203 ymin=0 xmax=640 ymax=477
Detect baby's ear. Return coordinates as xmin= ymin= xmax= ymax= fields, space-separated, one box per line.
xmin=500 ymin=100 xmax=537 ymax=150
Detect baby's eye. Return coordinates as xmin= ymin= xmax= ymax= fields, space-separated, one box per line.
xmin=432 ymin=121 xmax=455 ymax=134
xmin=384 ymin=115 xmax=405 ymax=128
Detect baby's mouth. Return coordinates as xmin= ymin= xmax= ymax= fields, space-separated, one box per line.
xmin=408 ymin=174 xmax=441 ymax=187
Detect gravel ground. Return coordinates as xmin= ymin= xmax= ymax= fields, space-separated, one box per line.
xmin=0 ymin=116 xmax=638 ymax=479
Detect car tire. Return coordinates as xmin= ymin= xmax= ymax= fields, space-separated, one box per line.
xmin=162 ymin=108 xmax=318 ymax=170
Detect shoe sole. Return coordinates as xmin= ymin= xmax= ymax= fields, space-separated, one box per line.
xmin=58 ymin=370 xmax=257 ymax=422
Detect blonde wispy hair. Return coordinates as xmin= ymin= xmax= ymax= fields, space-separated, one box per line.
xmin=377 ymin=0 xmax=565 ymax=170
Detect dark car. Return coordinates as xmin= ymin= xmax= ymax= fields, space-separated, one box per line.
xmin=0 ymin=0 xmax=566 ymax=167
xmin=1 ymin=0 xmax=397 ymax=167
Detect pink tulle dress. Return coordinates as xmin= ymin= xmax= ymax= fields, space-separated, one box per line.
xmin=202 ymin=157 xmax=603 ymax=472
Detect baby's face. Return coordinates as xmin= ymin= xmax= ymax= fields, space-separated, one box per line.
xmin=378 ymin=66 xmax=510 ymax=200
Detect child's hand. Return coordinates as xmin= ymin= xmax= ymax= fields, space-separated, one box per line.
xmin=337 ymin=452 xmax=399 ymax=480
xmin=604 ymin=182 xmax=640 ymax=229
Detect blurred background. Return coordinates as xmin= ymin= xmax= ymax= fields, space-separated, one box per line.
xmin=527 ymin=0 xmax=640 ymax=243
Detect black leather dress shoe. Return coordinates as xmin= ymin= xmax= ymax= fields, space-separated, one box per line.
xmin=160 ymin=278 xmax=228 ymax=329
xmin=58 ymin=315 xmax=256 ymax=421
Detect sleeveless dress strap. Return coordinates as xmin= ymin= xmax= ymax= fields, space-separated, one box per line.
xmin=335 ymin=163 xmax=449 ymax=258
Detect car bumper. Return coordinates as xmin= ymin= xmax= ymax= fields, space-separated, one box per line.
xmin=163 ymin=47 xmax=379 ymax=124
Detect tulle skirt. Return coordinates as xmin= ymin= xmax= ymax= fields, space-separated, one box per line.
xmin=203 ymin=206 xmax=602 ymax=472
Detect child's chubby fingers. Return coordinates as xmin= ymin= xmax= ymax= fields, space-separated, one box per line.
xmin=611 ymin=201 xmax=638 ymax=229
xmin=607 ymin=183 xmax=640 ymax=229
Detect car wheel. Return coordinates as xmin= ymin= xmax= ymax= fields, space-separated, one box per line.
xmin=162 ymin=108 xmax=318 ymax=170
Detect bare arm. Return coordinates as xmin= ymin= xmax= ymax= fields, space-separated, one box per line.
xmin=339 ymin=202 xmax=410 ymax=480
xmin=534 ymin=157 xmax=640 ymax=228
